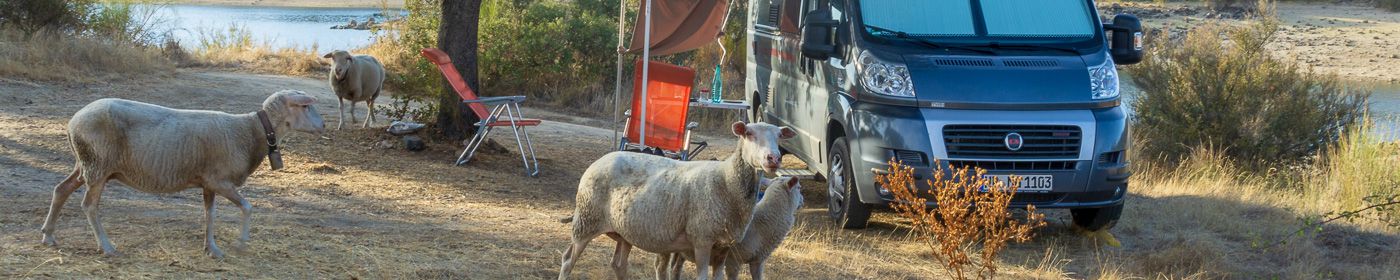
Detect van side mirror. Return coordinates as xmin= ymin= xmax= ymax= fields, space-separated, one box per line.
xmin=800 ymin=9 xmax=837 ymax=61
xmin=1103 ymin=14 xmax=1143 ymax=65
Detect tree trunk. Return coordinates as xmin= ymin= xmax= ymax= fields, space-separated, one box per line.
xmin=435 ymin=0 xmax=485 ymax=140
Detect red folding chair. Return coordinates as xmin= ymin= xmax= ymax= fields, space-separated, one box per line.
xmin=421 ymin=48 xmax=540 ymax=176
xmin=620 ymin=60 xmax=707 ymax=160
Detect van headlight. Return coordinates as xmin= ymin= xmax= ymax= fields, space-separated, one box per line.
xmin=1088 ymin=57 xmax=1120 ymax=100
xmin=857 ymin=51 xmax=914 ymax=97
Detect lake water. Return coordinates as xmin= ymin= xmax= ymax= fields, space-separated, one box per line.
xmin=154 ymin=4 xmax=403 ymax=53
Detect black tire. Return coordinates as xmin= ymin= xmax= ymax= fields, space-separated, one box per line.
xmin=1071 ymin=204 xmax=1123 ymax=231
xmin=828 ymin=137 xmax=871 ymax=229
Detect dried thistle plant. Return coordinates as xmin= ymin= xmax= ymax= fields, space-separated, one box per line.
xmin=877 ymin=160 xmax=1047 ymax=279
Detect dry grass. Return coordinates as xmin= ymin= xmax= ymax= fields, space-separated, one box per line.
xmin=189 ymin=24 xmax=327 ymax=77
xmin=0 ymin=28 xmax=172 ymax=82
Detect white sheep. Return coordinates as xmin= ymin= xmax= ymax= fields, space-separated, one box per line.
xmin=323 ymin=50 xmax=385 ymax=130
xmin=660 ymin=176 xmax=805 ymax=280
xmin=38 ymin=90 xmax=326 ymax=258
xmin=556 ymin=121 xmax=795 ymax=280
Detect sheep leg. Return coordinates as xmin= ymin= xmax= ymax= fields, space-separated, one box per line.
xmin=362 ymin=99 xmax=374 ymax=128
xmin=40 ymin=168 xmax=83 ymax=246
xmin=213 ymin=186 xmax=252 ymax=250
xmin=610 ymin=239 xmax=633 ymax=280
xmin=669 ymin=253 xmax=685 ymax=280
xmin=557 ymin=236 xmax=594 ymax=280
xmin=709 ymin=248 xmax=727 ymax=280
xmin=746 ymin=262 xmax=763 ymax=280
xmin=201 ymin=189 xmax=225 ymax=259
xmin=336 ymin=98 xmax=346 ymax=130
xmin=693 ymin=243 xmax=714 ymax=280
xmin=80 ymin=179 xmax=118 ymax=257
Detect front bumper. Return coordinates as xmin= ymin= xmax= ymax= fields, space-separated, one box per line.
xmin=846 ymin=102 xmax=1130 ymax=209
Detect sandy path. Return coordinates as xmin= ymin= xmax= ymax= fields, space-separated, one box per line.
xmin=1111 ymin=2 xmax=1400 ymax=83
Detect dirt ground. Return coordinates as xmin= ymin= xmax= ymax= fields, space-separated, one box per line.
xmin=1106 ymin=2 xmax=1400 ymax=83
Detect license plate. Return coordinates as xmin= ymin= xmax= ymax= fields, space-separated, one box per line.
xmin=981 ymin=175 xmax=1053 ymax=193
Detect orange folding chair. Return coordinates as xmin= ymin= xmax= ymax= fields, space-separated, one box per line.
xmin=620 ymin=60 xmax=707 ymax=160
xmin=421 ymin=48 xmax=540 ymax=176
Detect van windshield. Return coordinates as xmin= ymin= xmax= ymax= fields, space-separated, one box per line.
xmin=859 ymin=0 xmax=1097 ymax=44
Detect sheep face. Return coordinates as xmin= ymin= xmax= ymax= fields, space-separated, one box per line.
xmin=273 ymin=90 xmax=326 ymax=134
xmin=731 ymin=122 xmax=796 ymax=173
xmin=768 ymin=176 xmax=805 ymax=210
xmin=322 ymin=50 xmax=353 ymax=81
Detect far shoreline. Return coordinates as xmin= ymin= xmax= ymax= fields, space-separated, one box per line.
xmin=167 ymin=0 xmax=404 ymax=9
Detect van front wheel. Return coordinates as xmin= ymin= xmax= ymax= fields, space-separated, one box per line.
xmin=828 ymin=137 xmax=871 ymax=229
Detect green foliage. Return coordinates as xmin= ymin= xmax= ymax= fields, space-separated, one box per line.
xmin=369 ymin=0 xmax=442 ymax=122
xmin=477 ymin=0 xmax=618 ymax=105
xmin=0 ymin=0 xmax=95 ymax=36
xmin=1380 ymin=0 xmax=1400 ymax=12
xmin=1125 ymin=19 xmax=1368 ymax=171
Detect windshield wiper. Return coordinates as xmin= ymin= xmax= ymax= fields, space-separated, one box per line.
xmin=864 ymin=25 xmax=996 ymax=55
xmin=959 ymin=43 xmax=1081 ymax=55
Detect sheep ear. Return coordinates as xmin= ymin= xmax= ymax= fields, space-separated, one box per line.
xmin=287 ymin=95 xmax=317 ymax=106
xmin=322 ymin=52 xmax=333 ymax=58
xmin=731 ymin=122 xmax=748 ymax=136
xmin=786 ymin=177 xmax=799 ymax=190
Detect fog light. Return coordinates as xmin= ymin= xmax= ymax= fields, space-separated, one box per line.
xmin=878 ymin=186 xmax=892 ymax=196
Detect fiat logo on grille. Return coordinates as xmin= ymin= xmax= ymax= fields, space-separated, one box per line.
xmin=1004 ymin=132 xmax=1024 ymax=151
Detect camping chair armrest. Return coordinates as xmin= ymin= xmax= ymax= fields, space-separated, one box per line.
xmin=462 ymin=95 xmax=528 ymax=106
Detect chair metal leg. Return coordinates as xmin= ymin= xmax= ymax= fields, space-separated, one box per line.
xmin=458 ymin=105 xmax=506 ymax=166
xmin=504 ymin=104 xmax=534 ymax=176
xmin=457 ymin=125 xmax=492 ymax=166
xmin=513 ymin=103 xmax=540 ymax=177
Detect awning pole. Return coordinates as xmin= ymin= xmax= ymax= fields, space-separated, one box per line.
xmin=611 ymin=0 xmax=627 ymax=147
xmin=639 ymin=0 xmax=652 ymax=148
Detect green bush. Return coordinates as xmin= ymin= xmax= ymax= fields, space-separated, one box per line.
xmin=0 ymin=0 xmax=94 ymax=36
xmin=1125 ymin=19 xmax=1368 ymax=171
xmin=1380 ymin=0 xmax=1400 ymax=12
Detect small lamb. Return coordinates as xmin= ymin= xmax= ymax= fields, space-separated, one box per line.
xmin=557 ymin=121 xmax=795 ymax=280
xmin=660 ymin=176 xmax=805 ymax=280
xmin=323 ymin=50 xmax=385 ymax=130
xmin=39 ymin=90 xmax=325 ymax=258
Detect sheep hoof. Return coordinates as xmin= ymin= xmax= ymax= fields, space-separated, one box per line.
xmin=40 ymin=235 xmax=58 ymax=247
xmin=205 ymin=246 xmax=225 ymax=259
xmin=101 ymin=249 xmax=123 ymax=258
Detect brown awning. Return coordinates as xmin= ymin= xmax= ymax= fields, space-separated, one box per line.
xmin=624 ymin=0 xmax=729 ymax=57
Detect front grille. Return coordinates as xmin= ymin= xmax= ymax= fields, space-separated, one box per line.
xmin=894 ymin=150 xmax=926 ymax=165
xmin=946 ymin=160 xmax=1078 ymax=171
xmin=943 ymin=125 xmax=1081 ymax=159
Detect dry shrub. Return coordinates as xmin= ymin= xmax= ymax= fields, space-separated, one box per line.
xmin=1126 ymin=14 xmax=1368 ymax=172
xmin=191 ymin=24 xmax=326 ymax=76
xmin=877 ymin=160 xmax=1046 ymax=279
xmin=0 ymin=28 xmax=172 ymax=81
